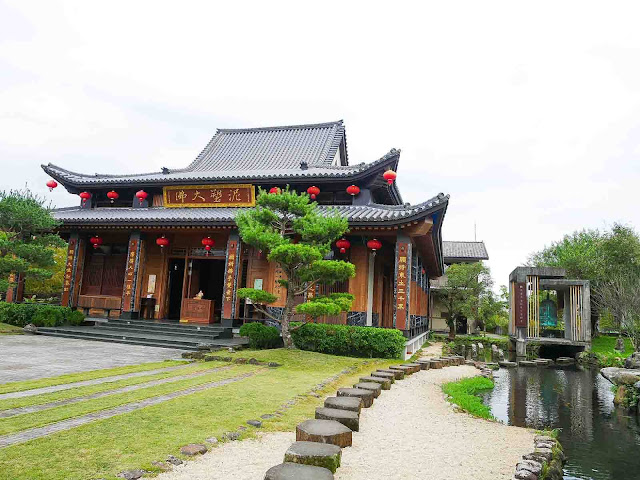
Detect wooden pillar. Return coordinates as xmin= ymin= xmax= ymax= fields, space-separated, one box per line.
xmin=121 ymin=231 xmax=145 ymax=319
xmin=366 ymin=251 xmax=375 ymax=326
xmin=221 ymin=232 xmax=241 ymax=328
xmin=393 ymin=234 xmax=412 ymax=333
xmin=61 ymin=232 xmax=85 ymax=308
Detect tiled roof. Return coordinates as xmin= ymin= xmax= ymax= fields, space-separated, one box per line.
xmin=442 ymin=241 xmax=489 ymax=261
xmin=42 ymin=121 xmax=365 ymax=187
xmin=51 ymin=193 xmax=449 ymax=227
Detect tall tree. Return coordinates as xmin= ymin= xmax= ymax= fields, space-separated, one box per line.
xmin=0 ymin=189 xmax=64 ymax=295
xmin=435 ymin=262 xmax=492 ymax=339
xmin=235 ymin=187 xmax=355 ymax=348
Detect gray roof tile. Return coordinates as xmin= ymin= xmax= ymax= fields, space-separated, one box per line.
xmin=51 ymin=193 xmax=449 ymax=227
xmin=442 ymin=241 xmax=489 ymax=261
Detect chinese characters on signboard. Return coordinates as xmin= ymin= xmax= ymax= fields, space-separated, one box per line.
xmin=395 ymin=242 xmax=410 ymax=329
xmin=163 ymin=184 xmax=255 ymax=208
xmin=122 ymin=238 xmax=138 ymax=311
xmin=222 ymin=240 xmax=239 ymax=319
xmin=514 ymin=282 xmax=527 ymax=327
xmin=61 ymin=238 xmax=77 ymax=307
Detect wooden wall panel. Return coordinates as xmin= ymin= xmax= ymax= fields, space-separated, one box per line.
xmin=140 ymin=238 xmax=167 ymax=319
xmin=348 ymin=245 xmax=369 ymax=312
xmin=373 ymin=255 xmax=383 ymax=315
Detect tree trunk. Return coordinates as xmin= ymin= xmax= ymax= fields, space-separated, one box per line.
xmin=281 ymin=286 xmax=296 ymax=348
xmin=448 ymin=320 xmax=456 ymax=340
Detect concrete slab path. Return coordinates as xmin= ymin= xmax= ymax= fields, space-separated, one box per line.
xmin=0 ymin=335 xmax=185 ymax=383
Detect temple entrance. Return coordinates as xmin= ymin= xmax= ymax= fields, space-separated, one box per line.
xmin=167 ymin=258 xmax=185 ymax=320
xmin=180 ymin=258 xmax=225 ymax=323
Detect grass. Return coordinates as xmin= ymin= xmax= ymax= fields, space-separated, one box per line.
xmin=0 ymin=323 xmax=22 ymax=335
xmin=0 ymin=348 xmax=395 ymax=480
xmin=0 ymin=361 xmax=226 ymax=411
xmin=442 ymin=376 xmax=495 ymax=420
xmin=587 ymin=335 xmax=634 ymax=367
xmin=0 ymin=360 xmax=188 ymax=395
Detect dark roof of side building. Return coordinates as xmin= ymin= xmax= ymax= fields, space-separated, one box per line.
xmin=443 ymin=241 xmax=489 ymax=262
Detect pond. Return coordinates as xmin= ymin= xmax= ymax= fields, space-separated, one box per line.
xmin=480 ymin=366 xmax=640 ymax=480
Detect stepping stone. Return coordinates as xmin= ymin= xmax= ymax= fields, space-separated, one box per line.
xmin=498 ymin=361 xmax=517 ymax=368
xmin=296 ymin=419 xmax=352 ymax=447
xmin=353 ymin=382 xmax=382 ymax=398
xmin=428 ymin=360 xmax=443 ymax=369
xmin=324 ymin=396 xmax=362 ymax=413
xmin=485 ymin=362 xmax=500 ymax=370
xmin=284 ymin=441 xmax=342 ymax=473
xmin=180 ymin=443 xmax=207 ymax=456
xmin=265 ymin=462 xmax=334 ymax=479
xmin=556 ymin=357 xmax=576 ymax=365
xmin=370 ymin=371 xmax=395 ymax=383
xmin=359 ymin=376 xmax=391 ymax=390
xmin=337 ymin=387 xmax=374 ymax=407
xmin=389 ymin=365 xmax=413 ymax=375
xmin=415 ymin=360 xmax=432 ymax=370
xmin=518 ymin=360 xmax=537 ymax=367
xmin=535 ymin=359 xmax=552 ymax=366
xmin=315 ymin=407 xmax=360 ymax=431
xmin=377 ymin=368 xmax=404 ymax=380
xmin=401 ymin=363 xmax=421 ymax=373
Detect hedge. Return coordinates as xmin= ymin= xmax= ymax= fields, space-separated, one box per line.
xmin=0 ymin=302 xmax=85 ymax=328
xmin=291 ymin=322 xmax=406 ymax=359
xmin=238 ymin=322 xmax=282 ymax=349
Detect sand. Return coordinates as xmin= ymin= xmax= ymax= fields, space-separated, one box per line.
xmin=157 ymin=345 xmax=533 ymax=480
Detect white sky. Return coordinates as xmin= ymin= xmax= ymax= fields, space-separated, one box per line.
xmin=1 ymin=0 xmax=639 ymax=288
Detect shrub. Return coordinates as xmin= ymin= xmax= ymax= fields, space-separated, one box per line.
xmin=239 ymin=322 xmax=282 ymax=349
xmin=442 ymin=376 xmax=495 ymax=419
xmin=290 ymin=322 xmax=407 ymax=358
xmin=0 ymin=302 xmax=85 ymax=327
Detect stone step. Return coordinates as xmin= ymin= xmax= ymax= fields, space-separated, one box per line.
xmin=376 ymin=368 xmax=404 ymax=380
xmin=400 ymin=363 xmax=422 ymax=374
xmin=37 ymin=327 xmax=214 ymax=347
xmin=296 ymin=419 xmax=352 ymax=448
xmin=106 ymin=318 xmax=227 ymax=333
xmin=389 ymin=365 xmax=414 ymax=375
xmin=427 ymin=360 xmax=444 ymax=369
xmin=535 ymin=359 xmax=552 ymax=366
xmin=369 ymin=371 xmax=395 ymax=383
xmin=359 ymin=376 xmax=391 ymax=390
xmin=518 ymin=360 xmax=537 ymax=367
xmin=337 ymin=388 xmax=374 ymax=408
xmin=284 ymin=441 xmax=342 ymax=474
xmin=96 ymin=324 xmax=223 ymax=339
xmin=498 ymin=361 xmax=517 ymax=368
xmin=324 ymin=396 xmax=362 ymax=413
xmin=315 ymin=407 xmax=360 ymax=432
xmin=352 ymin=382 xmax=382 ymax=398
xmin=34 ymin=330 xmax=200 ymax=351
xmin=265 ymin=462 xmax=334 ymax=479
xmin=415 ymin=360 xmax=432 ymax=370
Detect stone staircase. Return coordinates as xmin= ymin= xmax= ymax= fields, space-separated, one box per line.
xmin=35 ymin=318 xmax=237 ymax=351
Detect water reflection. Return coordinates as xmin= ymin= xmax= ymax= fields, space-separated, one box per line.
xmin=481 ymin=367 xmax=640 ymax=480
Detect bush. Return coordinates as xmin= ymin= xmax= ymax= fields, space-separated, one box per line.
xmin=290 ymin=323 xmax=407 ymax=358
xmin=239 ymin=322 xmax=282 ymax=349
xmin=0 ymin=302 xmax=85 ymax=327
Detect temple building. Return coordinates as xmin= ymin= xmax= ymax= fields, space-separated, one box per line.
xmin=42 ymin=120 xmax=448 ymax=342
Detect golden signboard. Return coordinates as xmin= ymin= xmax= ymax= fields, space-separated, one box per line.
xmin=163 ymin=184 xmax=255 ymax=208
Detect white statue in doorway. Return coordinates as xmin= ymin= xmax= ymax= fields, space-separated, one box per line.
xmin=194 ymin=290 xmax=204 ymax=299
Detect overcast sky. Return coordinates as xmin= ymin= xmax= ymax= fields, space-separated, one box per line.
xmin=1 ymin=0 xmax=639 ymax=288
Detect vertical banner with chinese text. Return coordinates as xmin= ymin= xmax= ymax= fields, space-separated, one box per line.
xmin=61 ymin=235 xmax=79 ymax=307
xmin=122 ymin=233 xmax=142 ymax=313
xmin=393 ymin=237 xmax=412 ymax=330
xmin=222 ymin=234 xmax=241 ymax=320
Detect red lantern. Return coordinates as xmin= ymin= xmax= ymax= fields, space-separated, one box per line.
xmin=89 ymin=236 xmax=103 ymax=249
xmin=135 ymin=190 xmax=148 ymax=205
xmin=367 ymin=238 xmax=382 ymax=252
xmin=336 ymin=238 xmax=351 ymax=254
xmin=106 ymin=190 xmax=119 ymax=203
xmin=79 ymin=191 xmax=92 ymax=205
xmin=46 ymin=180 xmax=58 ymax=192
xmin=307 ymin=186 xmax=320 ymax=200
xmin=346 ymin=185 xmax=360 ymax=196
xmin=156 ymin=235 xmax=169 ymax=249
xmin=269 ymin=187 xmax=281 ymax=194
xmin=383 ymin=169 xmax=397 ymax=185
xmin=201 ymin=236 xmax=215 ymax=255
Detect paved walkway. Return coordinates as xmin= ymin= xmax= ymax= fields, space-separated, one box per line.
xmin=0 ymin=371 xmax=257 ymax=448
xmin=0 ymin=336 xmax=185 ymax=383
xmin=0 ymin=364 xmax=190 ymax=400
xmin=0 ymin=366 xmax=231 ymax=418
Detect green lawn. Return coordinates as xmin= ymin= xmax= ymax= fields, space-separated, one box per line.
xmin=443 ymin=376 xmax=495 ymax=420
xmin=0 ymin=323 xmax=22 ymax=335
xmin=589 ymin=335 xmax=634 ymax=366
xmin=0 ymin=349 xmax=394 ymax=480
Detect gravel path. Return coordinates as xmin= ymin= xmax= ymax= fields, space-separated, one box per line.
xmin=156 ymin=364 xmax=533 ymax=480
